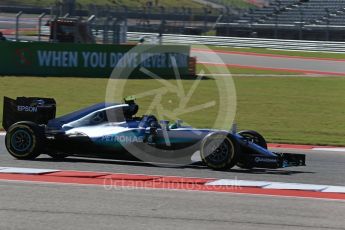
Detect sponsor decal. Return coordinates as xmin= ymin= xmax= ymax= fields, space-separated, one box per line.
xmin=101 ymin=135 xmax=144 ymax=143
xmin=36 ymin=50 xmax=188 ymax=69
xmin=17 ymin=106 xmax=38 ymax=113
xmin=254 ymin=157 xmax=277 ymax=163
xmin=38 ymin=51 xmax=78 ymax=68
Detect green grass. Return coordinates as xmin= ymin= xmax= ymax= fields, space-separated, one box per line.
xmin=201 ymin=46 xmax=345 ymax=60
xmin=216 ymin=0 xmax=254 ymax=8
xmin=0 ymin=76 xmax=225 ymax=130
xmin=202 ymin=30 xmax=217 ymax=37
xmin=234 ymin=77 xmax=345 ymax=145
xmin=2 ymin=0 xmax=255 ymax=13
xmin=1 ymin=74 xmax=345 ymax=146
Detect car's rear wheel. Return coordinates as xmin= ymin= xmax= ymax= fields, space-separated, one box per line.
xmin=200 ymin=132 xmax=239 ymax=170
xmin=236 ymin=130 xmax=267 ymax=169
xmin=5 ymin=122 xmax=45 ymax=160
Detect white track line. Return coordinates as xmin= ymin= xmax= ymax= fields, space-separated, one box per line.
xmin=1 ymin=166 xmax=345 ymax=194
xmin=205 ymin=179 xmax=345 ymax=193
xmin=312 ymin=147 xmax=345 ymax=152
xmin=0 ymin=167 xmax=59 ymax=174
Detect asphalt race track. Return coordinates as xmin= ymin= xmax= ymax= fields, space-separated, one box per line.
xmin=193 ymin=49 xmax=345 ymax=76
xmin=1 ymin=135 xmax=345 ymax=229
xmin=0 ymin=181 xmax=344 ymax=230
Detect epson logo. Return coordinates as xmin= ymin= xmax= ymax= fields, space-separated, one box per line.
xmin=17 ymin=105 xmax=38 ymax=113
xmin=255 ymin=157 xmax=277 ymax=163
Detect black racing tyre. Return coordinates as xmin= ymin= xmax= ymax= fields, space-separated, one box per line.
xmin=237 ymin=130 xmax=267 ymax=149
xmin=236 ymin=130 xmax=267 ymax=169
xmin=5 ymin=122 xmax=45 ymax=160
xmin=47 ymin=152 xmax=69 ymax=160
xmin=200 ymin=132 xmax=239 ymax=171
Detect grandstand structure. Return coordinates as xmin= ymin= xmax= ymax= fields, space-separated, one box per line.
xmin=216 ymin=0 xmax=345 ymax=41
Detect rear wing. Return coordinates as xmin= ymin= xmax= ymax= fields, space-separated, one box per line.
xmin=2 ymin=97 xmax=56 ymax=131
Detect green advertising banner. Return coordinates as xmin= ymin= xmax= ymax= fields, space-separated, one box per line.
xmin=0 ymin=42 xmax=191 ymax=78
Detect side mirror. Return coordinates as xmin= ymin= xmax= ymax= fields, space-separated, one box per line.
xmin=145 ymin=126 xmax=157 ymax=135
xmin=169 ymin=120 xmax=183 ymax=129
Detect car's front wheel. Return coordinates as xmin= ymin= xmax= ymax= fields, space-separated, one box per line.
xmin=237 ymin=130 xmax=267 ymax=149
xmin=200 ymin=132 xmax=239 ymax=170
xmin=236 ymin=130 xmax=267 ymax=169
xmin=5 ymin=122 xmax=45 ymax=160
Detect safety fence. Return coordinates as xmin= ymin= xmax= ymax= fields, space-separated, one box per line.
xmin=10 ymin=23 xmax=345 ymax=53
xmin=127 ymin=32 xmax=345 ymax=53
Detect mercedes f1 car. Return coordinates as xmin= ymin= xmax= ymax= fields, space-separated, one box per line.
xmin=2 ymin=96 xmax=306 ymax=170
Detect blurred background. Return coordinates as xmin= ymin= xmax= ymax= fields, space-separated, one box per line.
xmin=5 ymin=0 xmax=345 ymax=43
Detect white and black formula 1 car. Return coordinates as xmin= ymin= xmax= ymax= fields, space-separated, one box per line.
xmin=2 ymin=96 xmax=305 ymax=170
